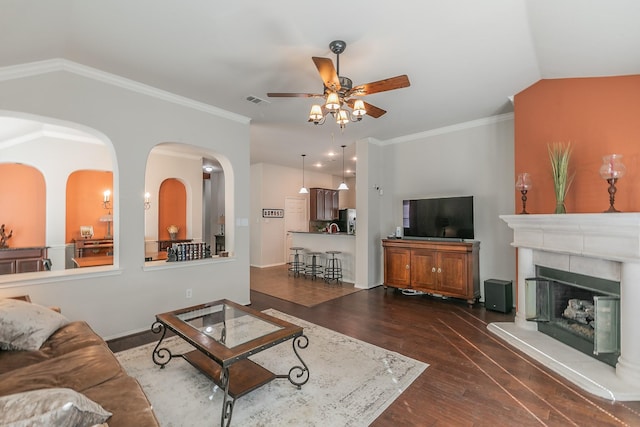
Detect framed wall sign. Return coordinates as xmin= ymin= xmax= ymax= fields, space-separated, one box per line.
xmin=262 ymin=209 xmax=284 ymax=218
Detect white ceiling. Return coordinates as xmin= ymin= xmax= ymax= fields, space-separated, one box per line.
xmin=1 ymin=0 xmax=639 ymax=176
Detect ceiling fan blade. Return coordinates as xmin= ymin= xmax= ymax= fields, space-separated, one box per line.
xmin=267 ymin=92 xmax=323 ymax=98
xmin=347 ymin=75 xmax=411 ymax=97
xmin=312 ymin=57 xmax=341 ymax=92
xmin=346 ymin=99 xmax=386 ymax=118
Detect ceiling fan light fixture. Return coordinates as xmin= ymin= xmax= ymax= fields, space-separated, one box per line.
xmin=336 ymin=109 xmax=349 ymax=128
xmin=352 ymin=99 xmax=366 ymax=117
xmin=308 ymin=104 xmax=324 ymax=124
xmin=325 ymin=92 xmax=340 ymax=111
xmin=268 ymin=40 xmax=410 ymax=131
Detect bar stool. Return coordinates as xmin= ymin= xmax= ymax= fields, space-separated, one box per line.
xmin=324 ymin=250 xmax=343 ymax=284
xmin=288 ymin=247 xmax=305 ymax=277
xmin=304 ymin=251 xmax=324 ymax=280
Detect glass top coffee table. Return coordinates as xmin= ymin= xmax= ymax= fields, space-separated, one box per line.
xmin=151 ymin=299 xmax=309 ymax=426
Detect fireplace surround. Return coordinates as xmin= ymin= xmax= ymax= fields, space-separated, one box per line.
xmin=492 ymin=213 xmax=640 ymax=401
xmin=527 ymin=265 xmax=620 ymax=367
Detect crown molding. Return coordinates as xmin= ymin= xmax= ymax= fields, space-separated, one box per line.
xmin=385 ymin=112 xmax=514 ymax=145
xmin=0 ymin=127 xmax=102 ymax=149
xmin=0 ymin=59 xmax=251 ymax=125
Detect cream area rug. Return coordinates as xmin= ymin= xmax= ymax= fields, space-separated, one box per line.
xmin=116 ymin=309 xmax=428 ymax=426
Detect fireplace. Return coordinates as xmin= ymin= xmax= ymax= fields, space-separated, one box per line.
xmin=493 ymin=213 xmax=640 ymax=401
xmin=526 ymin=266 xmax=620 ymax=367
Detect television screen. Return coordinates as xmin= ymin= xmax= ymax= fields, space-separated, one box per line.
xmin=402 ymin=196 xmax=474 ymax=240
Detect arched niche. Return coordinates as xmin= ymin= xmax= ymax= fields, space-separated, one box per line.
xmin=144 ymin=142 xmax=228 ymax=257
xmin=0 ymin=113 xmax=116 ymax=273
xmin=0 ymin=163 xmax=46 ymax=247
xmin=159 ymin=178 xmax=187 ymax=240
xmin=66 ymin=170 xmax=114 ymax=243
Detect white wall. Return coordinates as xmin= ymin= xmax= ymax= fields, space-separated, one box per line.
xmin=378 ymin=115 xmax=516 ymax=299
xmin=355 ymin=138 xmax=385 ymax=288
xmin=0 ymin=63 xmax=251 ymax=339
xmin=250 ymin=162 xmax=345 ymax=267
xmin=339 ymin=176 xmax=356 ymax=209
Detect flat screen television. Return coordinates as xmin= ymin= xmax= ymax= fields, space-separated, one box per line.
xmin=402 ymin=196 xmax=474 ymax=240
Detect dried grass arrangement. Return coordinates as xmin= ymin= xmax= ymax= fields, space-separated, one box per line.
xmin=548 ymin=142 xmax=574 ymax=213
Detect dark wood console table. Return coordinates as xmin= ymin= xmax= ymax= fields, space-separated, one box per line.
xmin=74 ymin=238 xmax=113 ymax=257
xmin=0 ymin=247 xmax=49 ymax=275
xmin=382 ymin=239 xmax=480 ymax=304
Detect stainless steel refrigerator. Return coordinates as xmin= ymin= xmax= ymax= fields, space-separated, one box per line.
xmin=339 ymin=209 xmax=356 ymax=234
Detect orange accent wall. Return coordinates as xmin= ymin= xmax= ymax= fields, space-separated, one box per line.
xmin=159 ymin=178 xmax=187 ymax=240
xmin=0 ymin=164 xmax=45 ymax=247
xmin=514 ymin=75 xmax=640 ymax=213
xmin=66 ymin=170 xmax=114 ymax=242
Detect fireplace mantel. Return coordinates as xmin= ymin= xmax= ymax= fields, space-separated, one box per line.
xmin=500 ymin=213 xmax=640 ymax=262
xmin=489 ymin=213 xmax=640 ymax=401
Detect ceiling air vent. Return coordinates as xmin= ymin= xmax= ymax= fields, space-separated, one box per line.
xmin=246 ymin=95 xmax=269 ymax=105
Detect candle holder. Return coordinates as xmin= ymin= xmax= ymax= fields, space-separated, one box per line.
xmin=599 ymin=154 xmax=625 ymax=213
xmin=144 ymin=192 xmax=151 ymax=210
xmin=102 ymin=190 xmax=111 ymax=210
xmin=515 ymin=173 xmax=532 ymax=214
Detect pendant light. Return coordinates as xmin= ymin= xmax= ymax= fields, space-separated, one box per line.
xmin=338 ymin=145 xmax=349 ymax=190
xmin=299 ymin=154 xmax=309 ymax=194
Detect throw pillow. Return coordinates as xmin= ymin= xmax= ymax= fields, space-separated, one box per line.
xmin=0 ymin=387 xmax=111 ymax=426
xmin=0 ymin=298 xmax=70 ymax=351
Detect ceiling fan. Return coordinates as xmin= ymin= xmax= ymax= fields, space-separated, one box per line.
xmin=267 ymin=40 xmax=410 ymax=128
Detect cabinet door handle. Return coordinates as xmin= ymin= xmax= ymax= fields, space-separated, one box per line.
xmin=437 ymin=267 xmax=442 ymax=273
xmin=406 ymin=264 xmax=410 ymax=270
xmin=431 ymin=267 xmax=436 ymax=272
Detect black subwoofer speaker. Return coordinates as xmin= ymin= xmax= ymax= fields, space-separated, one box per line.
xmin=484 ymin=279 xmax=513 ymax=313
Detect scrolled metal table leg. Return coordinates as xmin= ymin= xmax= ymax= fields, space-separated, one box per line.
xmin=150 ymin=321 xmax=173 ymax=368
xmin=220 ymin=367 xmax=234 ymax=427
xmin=286 ymin=334 xmax=310 ymax=389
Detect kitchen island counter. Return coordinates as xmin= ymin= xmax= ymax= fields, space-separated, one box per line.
xmin=289 ymin=231 xmax=355 ymax=283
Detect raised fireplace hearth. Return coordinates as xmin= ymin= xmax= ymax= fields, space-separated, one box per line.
xmin=492 ymin=213 xmax=640 ymax=401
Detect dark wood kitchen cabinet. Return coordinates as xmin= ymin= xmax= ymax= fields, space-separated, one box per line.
xmin=310 ymin=188 xmax=338 ymax=221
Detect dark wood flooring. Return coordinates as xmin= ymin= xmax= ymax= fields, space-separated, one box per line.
xmin=108 ymin=265 xmax=640 ymax=426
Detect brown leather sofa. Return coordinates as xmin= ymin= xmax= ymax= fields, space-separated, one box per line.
xmin=0 ymin=320 xmax=159 ymax=426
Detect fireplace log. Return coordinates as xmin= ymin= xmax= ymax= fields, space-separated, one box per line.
xmin=562 ymin=299 xmax=594 ymax=326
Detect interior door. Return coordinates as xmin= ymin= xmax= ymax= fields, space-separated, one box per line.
xmin=284 ymin=197 xmax=308 ymax=262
